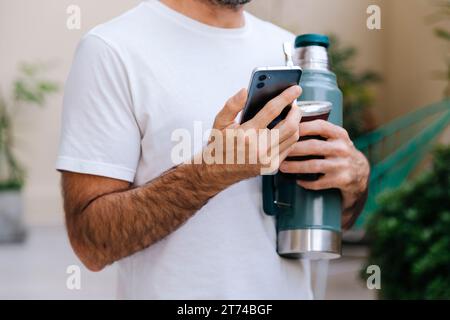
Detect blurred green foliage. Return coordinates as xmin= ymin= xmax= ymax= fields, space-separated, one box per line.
xmin=0 ymin=63 xmax=58 ymax=190
xmin=328 ymin=35 xmax=382 ymax=139
xmin=363 ymin=145 xmax=450 ymax=299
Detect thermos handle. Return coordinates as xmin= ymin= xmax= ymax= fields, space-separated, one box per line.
xmin=262 ymin=175 xmax=278 ymax=216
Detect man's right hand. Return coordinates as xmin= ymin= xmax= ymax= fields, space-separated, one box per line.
xmin=202 ymin=85 xmax=302 ymax=180
xmin=61 ymin=85 xmax=301 ymax=271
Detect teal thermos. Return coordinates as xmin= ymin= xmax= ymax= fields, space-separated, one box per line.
xmin=263 ymin=34 xmax=343 ymax=260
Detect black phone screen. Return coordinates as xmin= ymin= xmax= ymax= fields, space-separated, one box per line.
xmin=240 ymin=68 xmax=302 ymax=128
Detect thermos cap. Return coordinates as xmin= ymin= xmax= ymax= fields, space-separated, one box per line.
xmin=297 ymin=101 xmax=332 ymax=117
xmin=294 ymin=34 xmax=331 ymax=71
xmin=295 ymin=34 xmax=330 ymax=49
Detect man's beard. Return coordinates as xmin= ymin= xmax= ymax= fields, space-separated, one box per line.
xmin=208 ymin=0 xmax=253 ymax=9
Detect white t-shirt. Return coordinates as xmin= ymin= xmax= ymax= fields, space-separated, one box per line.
xmin=57 ymin=0 xmax=312 ymax=299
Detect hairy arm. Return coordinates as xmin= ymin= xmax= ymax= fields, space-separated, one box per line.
xmin=62 ymin=163 xmax=246 ymax=272
xmin=341 ymin=184 xmax=369 ymax=230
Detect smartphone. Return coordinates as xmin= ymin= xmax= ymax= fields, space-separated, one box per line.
xmin=240 ymin=66 xmax=302 ymax=128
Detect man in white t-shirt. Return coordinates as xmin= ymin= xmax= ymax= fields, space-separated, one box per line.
xmin=57 ymin=0 xmax=370 ymax=299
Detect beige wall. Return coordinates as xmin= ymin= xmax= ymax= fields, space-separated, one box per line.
xmin=383 ymin=0 xmax=449 ymax=119
xmin=0 ymin=0 xmax=447 ymax=225
xmin=248 ymin=0 xmax=385 ymax=73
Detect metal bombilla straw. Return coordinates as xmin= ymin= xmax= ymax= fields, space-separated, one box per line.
xmin=283 ymin=42 xmax=295 ymax=67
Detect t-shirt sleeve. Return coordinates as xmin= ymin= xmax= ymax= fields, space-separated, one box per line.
xmin=56 ymin=34 xmax=140 ymax=182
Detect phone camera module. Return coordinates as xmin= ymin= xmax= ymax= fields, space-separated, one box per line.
xmin=258 ymin=75 xmax=267 ymax=81
xmin=257 ymin=82 xmax=265 ymax=89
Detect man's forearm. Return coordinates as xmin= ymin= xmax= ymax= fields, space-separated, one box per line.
xmin=66 ymin=162 xmax=244 ymax=271
xmin=341 ymin=150 xmax=370 ymax=230
xmin=342 ymin=186 xmax=369 ymax=230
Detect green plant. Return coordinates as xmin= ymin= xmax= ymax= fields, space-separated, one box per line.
xmin=0 ymin=63 xmax=58 ymax=190
xmin=363 ymin=145 xmax=450 ymax=299
xmin=428 ymin=0 xmax=450 ymax=97
xmin=328 ymin=35 xmax=382 ymax=139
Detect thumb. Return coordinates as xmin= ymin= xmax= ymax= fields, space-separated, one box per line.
xmin=213 ymin=88 xmax=247 ymax=130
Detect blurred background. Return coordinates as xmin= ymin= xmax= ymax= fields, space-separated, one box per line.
xmin=0 ymin=0 xmax=449 ymax=299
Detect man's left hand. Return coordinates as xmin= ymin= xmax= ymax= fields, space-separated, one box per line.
xmin=279 ymin=120 xmax=370 ymax=229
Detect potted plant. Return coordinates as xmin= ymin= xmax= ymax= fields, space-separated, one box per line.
xmin=0 ymin=63 xmax=58 ymax=243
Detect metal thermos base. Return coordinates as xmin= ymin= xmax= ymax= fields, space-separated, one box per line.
xmin=277 ymin=229 xmax=342 ymax=260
